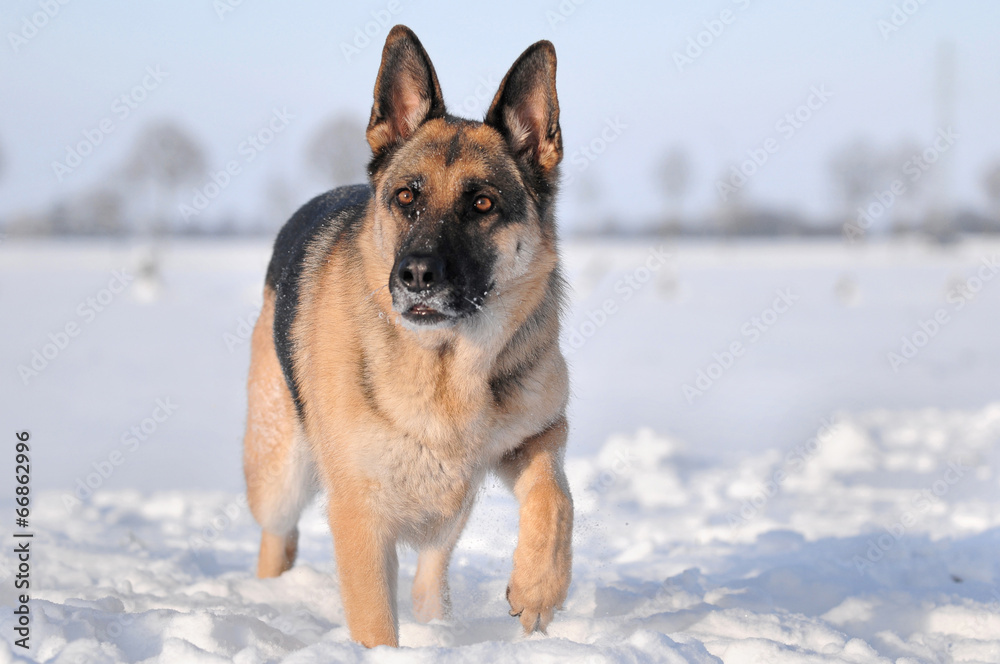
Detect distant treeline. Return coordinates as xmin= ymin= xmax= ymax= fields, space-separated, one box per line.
xmin=2 ymin=119 xmax=999 ymax=241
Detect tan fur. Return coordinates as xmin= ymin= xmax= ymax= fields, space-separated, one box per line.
xmin=257 ymin=529 xmax=298 ymax=578
xmin=243 ymin=26 xmax=571 ymax=648
xmin=498 ymin=417 xmax=573 ymax=632
xmin=244 ymin=291 xmax=316 ymax=572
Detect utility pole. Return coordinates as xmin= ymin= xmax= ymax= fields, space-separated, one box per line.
xmin=928 ymin=41 xmax=956 ymax=238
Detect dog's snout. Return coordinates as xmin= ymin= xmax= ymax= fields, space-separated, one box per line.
xmin=397 ymin=255 xmax=445 ymax=292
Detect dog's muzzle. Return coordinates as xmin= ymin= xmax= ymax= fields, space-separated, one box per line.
xmin=391 ymin=253 xmax=457 ymax=327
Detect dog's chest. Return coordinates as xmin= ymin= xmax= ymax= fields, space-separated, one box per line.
xmin=368 ymin=428 xmax=487 ymax=523
xmin=354 ymin=336 xmax=527 ymax=517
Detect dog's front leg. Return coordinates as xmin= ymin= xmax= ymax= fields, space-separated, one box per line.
xmin=497 ymin=416 xmax=573 ymax=633
xmin=329 ymin=488 xmax=399 ymax=648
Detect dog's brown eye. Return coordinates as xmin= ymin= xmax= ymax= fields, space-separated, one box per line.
xmin=473 ymin=196 xmax=493 ymax=213
xmin=397 ymin=189 xmax=414 ymax=206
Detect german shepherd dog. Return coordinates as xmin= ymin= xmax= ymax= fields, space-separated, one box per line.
xmin=243 ymin=25 xmax=572 ymax=648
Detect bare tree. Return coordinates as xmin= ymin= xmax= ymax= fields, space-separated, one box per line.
xmin=655 ymin=147 xmax=691 ymax=234
xmin=983 ymin=161 xmax=1000 ymax=225
xmin=887 ymin=140 xmax=925 ymax=235
xmin=264 ymin=175 xmax=297 ymax=234
xmin=86 ymin=188 xmax=125 ymax=235
xmin=829 ymin=139 xmax=885 ymax=229
xmin=63 ymin=188 xmax=126 ymax=235
xmin=306 ymin=114 xmax=369 ymax=187
xmin=125 ymin=120 xmax=206 ymax=235
xmin=715 ymin=163 xmax=748 ymax=238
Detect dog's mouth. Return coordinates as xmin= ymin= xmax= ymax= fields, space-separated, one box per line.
xmin=402 ymin=304 xmax=452 ymax=326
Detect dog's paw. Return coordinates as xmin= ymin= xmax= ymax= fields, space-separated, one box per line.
xmin=505 ymin=559 xmax=570 ymax=633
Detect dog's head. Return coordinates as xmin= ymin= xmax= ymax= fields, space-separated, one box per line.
xmin=365 ymin=26 xmax=562 ymax=332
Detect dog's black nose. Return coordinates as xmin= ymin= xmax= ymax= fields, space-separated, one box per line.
xmin=397 ymin=255 xmax=445 ymax=292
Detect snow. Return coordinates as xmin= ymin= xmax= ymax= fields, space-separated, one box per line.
xmin=2 ymin=238 xmax=1000 ymax=662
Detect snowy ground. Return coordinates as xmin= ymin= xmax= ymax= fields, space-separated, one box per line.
xmin=2 ymin=237 xmax=1000 ymax=662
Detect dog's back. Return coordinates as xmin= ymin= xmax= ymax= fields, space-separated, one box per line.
xmin=265 ymin=184 xmax=370 ymax=415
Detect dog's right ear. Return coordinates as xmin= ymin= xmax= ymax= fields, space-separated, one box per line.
xmin=366 ymin=25 xmax=446 ymax=161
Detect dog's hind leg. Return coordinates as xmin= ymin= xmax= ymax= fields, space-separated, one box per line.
xmin=244 ymin=290 xmax=316 ymax=578
xmin=412 ymin=503 xmax=473 ymax=622
xmin=250 ymin=429 xmax=313 ymax=578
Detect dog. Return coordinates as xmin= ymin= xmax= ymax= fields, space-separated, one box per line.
xmin=242 ymin=25 xmax=572 ymax=648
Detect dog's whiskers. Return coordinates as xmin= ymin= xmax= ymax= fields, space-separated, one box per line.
xmin=466 ymin=295 xmax=501 ymax=326
xmin=493 ymin=288 xmax=510 ymax=319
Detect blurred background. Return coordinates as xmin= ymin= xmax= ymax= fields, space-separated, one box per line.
xmin=2 ymin=0 xmax=999 ymax=494
xmin=3 ymin=0 xmax=999 ymax=239
xmin=4 ymin=6 xmax=1000 ymax=659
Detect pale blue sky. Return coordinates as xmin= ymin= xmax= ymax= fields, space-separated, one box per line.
xmin=2 ymin=0 xmax=999 ymax=231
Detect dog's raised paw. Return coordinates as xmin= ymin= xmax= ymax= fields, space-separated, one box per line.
xmin=505 ymin=580 xmax=560 ymax=634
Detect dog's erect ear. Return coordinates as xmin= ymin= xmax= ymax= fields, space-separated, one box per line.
xmin=485 ymin=41 xmax=562 ymax=177
xmin=367 ymin=25 xmax=446 ymax=158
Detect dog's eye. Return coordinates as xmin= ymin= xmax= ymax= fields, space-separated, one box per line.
xmin=473 ymin=196 xmax=493 ymax=213
xmin=397 ymin=189 xmax=414 ymax=206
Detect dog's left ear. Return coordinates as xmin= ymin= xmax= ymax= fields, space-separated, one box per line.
xmin=485 ymin=41 xmax=562 ymax=178
xmin=367 ymin=25 xmax=446 ymax=159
